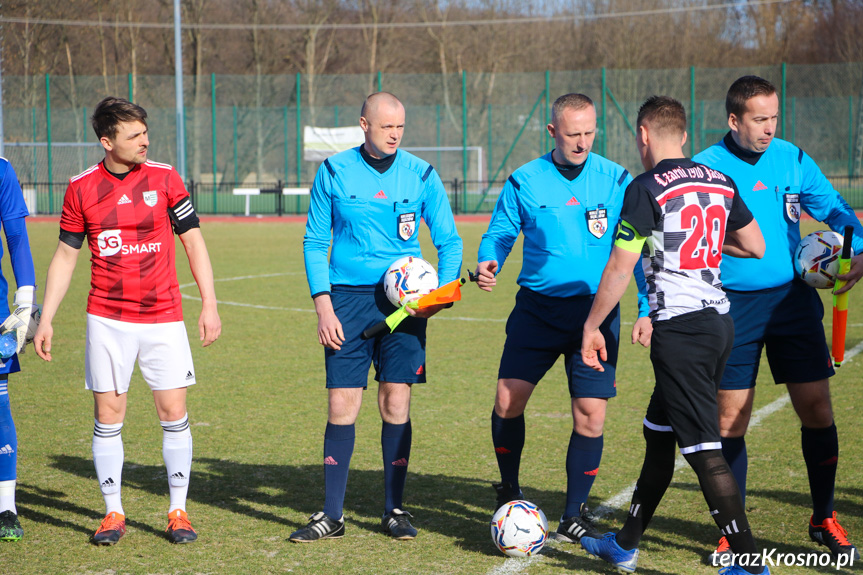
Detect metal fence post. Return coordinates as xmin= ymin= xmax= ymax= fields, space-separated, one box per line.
xmin=690 ymin=66 xmax=696 ymax=157
xmin=283 ymin=106 xmax=289 ymax=182
xmin=850 ymin=96 xmax=854 ymax=179
xmin=600 ymin=68 xmax=607 ymax=157
xmin=211 ymin=73 xmax=217 ymax=188
xmin=487 ymin=104 xmax=493 ymax=181
xmin=296 ymin=73 xmax=302 ymax=186
xmin=453 ymin=178 xmax=460 ymax=215
xmin=781 ymin=62 xmax=787 ymax=139
xmin=31 ymin=107 xmax=37 ymax=184
xmin=436 ymin=104 xmax=441 ymax=171
xmin=544 ymin=70 xmax=550 ymax=154
xmin=46 ymin=73 xmax=53 ymax=210
xmin=189 ymin=180 xmax=197 ymax=209
xmin=462 ymin=70 xmax=468 ymax=188
xmin=277 ymin=179 xmax=283 ymax=216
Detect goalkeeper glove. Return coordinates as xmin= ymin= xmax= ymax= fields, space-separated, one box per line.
xmin=0 ymin=286 xmax=41 ymax=355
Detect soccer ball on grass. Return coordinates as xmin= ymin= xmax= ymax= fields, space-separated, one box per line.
xmin=490 ymin=500 xmax=548 ymax=557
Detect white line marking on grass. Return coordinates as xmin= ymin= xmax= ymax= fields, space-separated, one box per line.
xmin=431 ymin=315 xmax=506 ymax=323
xmin=486 ymin=340 xmax=863 ymax=575
xmin=178 ymin=272 xmax=300 ymax=290
xmin=485 ymin=555 xmax=545 ymax=575
xmin=593 ymin=340 xmax=863 ymax=519
xmin=179 ymin=273 xmax=510 ymax=321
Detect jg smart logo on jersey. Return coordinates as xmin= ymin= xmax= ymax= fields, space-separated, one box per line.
xmin=97 ymin=229 xmax=163 ymax=257
xmin=98 ymin=230 xmax=123 ymax=257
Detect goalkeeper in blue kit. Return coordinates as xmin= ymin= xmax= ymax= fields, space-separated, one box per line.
xmin=294 ymin=92 xmax=462 ymax=542
xmin=694 ymin=76 xmax=863 ymax=563
xmin=0 ymin=158 xmax=40 ymax=542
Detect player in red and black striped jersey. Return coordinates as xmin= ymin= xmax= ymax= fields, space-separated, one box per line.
xmin=59 ymin=159 xmax=195 ymax=322
xmin=580 ymin=97 xmax=769 ymax=575
xmin=34 ymin=97 xmax=221 ymax=546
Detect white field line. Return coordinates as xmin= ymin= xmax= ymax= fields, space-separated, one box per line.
xmin=180 ymin=275 xmax=863 ymax=329
xmin=485 ymin=555 xmax=545 ymax=575
xmin=485 ymin=339 xmax=863 ymax=575
xmin=593 ymin=337 xmax=863 ymax=518
xmin=178 ymin=273 xmax=512 ymax=322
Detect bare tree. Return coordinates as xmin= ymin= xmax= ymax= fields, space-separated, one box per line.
xmin=419 ymin=0 xmax=461 ymax=130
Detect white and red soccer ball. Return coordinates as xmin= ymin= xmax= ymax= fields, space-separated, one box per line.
xmin=383 ymin=256 xmax=439 ymax=308
xmin=795 ymin=230 xmax=854 ymax=289
xmin=490 ymin=500 xmax=549 ymax=558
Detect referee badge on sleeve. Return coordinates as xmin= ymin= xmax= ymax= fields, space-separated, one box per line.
xmin=586 ymin=207 xmax=608 ymax=239
xmin=398 ymin=212 xmax=416 ymax=241
xmin=784 ymin=193 xmax=800 ymax=224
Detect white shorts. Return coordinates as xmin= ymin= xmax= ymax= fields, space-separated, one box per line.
xmin=85 ymin=314 xmax=197 ymax=393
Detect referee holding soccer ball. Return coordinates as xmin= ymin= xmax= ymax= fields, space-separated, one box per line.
xmin=294 ymin=92 xmax=462 ymax=543
xmin=694 ymin=76 xmax=863 ymax=563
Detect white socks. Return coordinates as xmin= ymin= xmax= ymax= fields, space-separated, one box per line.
xmin=0 ymin=479 xmax=16 ymax=514
xmin=161 ymin=413 xmax=192 ymax=513
xmin=92 ymin=415 xmax=193 ymax=516
xmin=92 ymin=421 xmax=124 ymax=516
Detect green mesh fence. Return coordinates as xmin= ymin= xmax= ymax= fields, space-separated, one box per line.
xmin=3 ymin=63 xmax=862 ymax=214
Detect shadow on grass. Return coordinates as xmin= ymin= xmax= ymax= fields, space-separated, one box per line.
xmin=30 ymin=454 xmax=852 ymax=573
xmin=43 ymin=454 xmax=542 ymax=557
xmin=16 ymin=480 xmax=168 ymax=542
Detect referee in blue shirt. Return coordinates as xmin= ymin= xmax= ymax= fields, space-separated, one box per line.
xmin=474 ymin=93 xmax=648 ymax=544
xmin=293 ymin=92 xmax=462 ymax=543
xmin=695 ymin=76 xmax=863 ymax=563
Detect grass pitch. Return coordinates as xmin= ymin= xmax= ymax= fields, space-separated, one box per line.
xmin=0 ymin=218 xmax=860 ymax=574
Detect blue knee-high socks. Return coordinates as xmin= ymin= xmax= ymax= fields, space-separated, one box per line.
xmin=322 ymin=423 xmax=355 ymax=519
xmin=382 ymin=420 xmax=412 ymax=514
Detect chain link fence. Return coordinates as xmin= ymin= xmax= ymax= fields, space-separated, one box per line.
xmin=4 ymin=63 xmax=862 ymax=214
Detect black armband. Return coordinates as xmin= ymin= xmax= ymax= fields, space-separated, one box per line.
xmin=59 ymin=228 xmax=85 ymax=249
xmin=169 ymin=196 xmax=201 ymax=235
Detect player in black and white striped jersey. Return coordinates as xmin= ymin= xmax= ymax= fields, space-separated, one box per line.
xmin=579 ymin=96 xmax=769 ymax=575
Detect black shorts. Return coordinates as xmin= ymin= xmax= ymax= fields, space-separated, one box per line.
xmin=721 ymin=280 xmax=834 ymax=389
xmin=645 ymin=308 xmax=733 ymax=454
xmin=325 ymin=285 xmax=427 ymax=388
xmin=498 ymin=287 xmax=619 ymax=399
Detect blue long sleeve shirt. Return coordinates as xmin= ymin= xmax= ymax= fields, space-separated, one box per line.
xmin=0 ymin=158 xmax=35 ymax=374
xmin=694 ymin=135 xmax=863 ymax=291
xmin=304 ymin=147 xmax=463 ymax=297
xmin=478 ymin=152 xmax=647 ymax=314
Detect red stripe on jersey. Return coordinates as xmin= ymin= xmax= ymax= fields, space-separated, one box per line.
xmin=60 ymin=161 xmax=189 ymax=323
xmin=656 ymin=182 xmax=734 ymax=207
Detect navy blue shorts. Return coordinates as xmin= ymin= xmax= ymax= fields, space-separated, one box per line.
xmin=645 ymin=309 xmax=733 ymax=454
xmin=325 ymin=285 xmax=427 ymax=388
xmin=498 ymin=287 xmax=619 ymax=399
xmin=721 ymin=280 xmax=834 ymax=390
